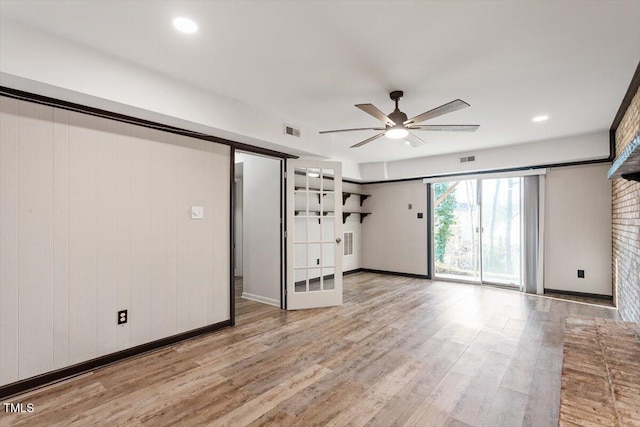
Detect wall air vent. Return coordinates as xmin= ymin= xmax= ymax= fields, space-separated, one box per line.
xmin=343 ymin=231 xmax=354 ymax=256
xmin=284 ymin=124 xmax=301 ymax=137
xmin=460 ymin=155 xmax=476 ymax=163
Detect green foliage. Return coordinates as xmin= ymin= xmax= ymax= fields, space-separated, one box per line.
xmin=434 ymin=183 xmax=457 ymax=263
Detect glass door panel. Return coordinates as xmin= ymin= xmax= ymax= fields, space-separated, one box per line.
xmin=433 ymin=180 xmax=480 ymax=281
xmin=481 ymin=178 xmax=521 ymax=286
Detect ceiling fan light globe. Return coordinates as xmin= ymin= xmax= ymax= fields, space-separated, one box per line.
xmin=386 ymin=128 xmax=409 ymax=139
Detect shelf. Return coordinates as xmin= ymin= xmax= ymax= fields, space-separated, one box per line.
xmin=293 ymin=210 xmax=371 ymax=224
xmin=608 ymin=133 xmax=640 ymax=182
xmin=342 ymin=192 xmax=371 ymax=206
xmin=294 ymin=187 xmax=370 ymax=207
xmin=342 ymin=212 xmax=371 ymax=224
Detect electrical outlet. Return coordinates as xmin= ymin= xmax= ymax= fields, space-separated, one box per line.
xmin=118 ymin=309 xmax=128 ymax=325
xmin=417 ymin=212 xmax=424 ymax=219
xmin=577 ymin=269 xmax=585 ymax=279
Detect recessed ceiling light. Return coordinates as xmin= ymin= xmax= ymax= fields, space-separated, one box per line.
xmin=173 ymin=17 xmax=198 ymax=34
xmin=532 ymin=115 xmax=548 ymax=122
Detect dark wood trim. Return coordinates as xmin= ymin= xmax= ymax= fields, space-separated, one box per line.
xmin=425 ymin=183 xmax=433 ymax=279
xmin=544 ymin=288 xmax=613 ymax=301
xmin=361 ymin=158 xmax=614 ymax=186
xmin=360 ymin=268 xmax=430 ymax=279
xmin=0 ymin=86 xmax=297 ymax=160
xmin=344 ymin=268 xmax=363 ymax=276
xmin=280 ymin=159 xmax=286 ymax=309
xmin=611 ymin=60 xmax=640 ymax=132
xmin=283 ymin=161 xmax=288 ymax=310
xmin=609 ymin=129 xmax=617 ymax=161
xmin=343 ymin=178 xmax=363 ymax=185
xmin=0 ymin=319 xmax=231 ymax=400
xmin=230 ymin=148 xmax=236 ymax=327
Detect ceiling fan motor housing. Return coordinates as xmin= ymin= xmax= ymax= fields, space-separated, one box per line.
xmin=388 ymin=110 xmax=408 ymax=128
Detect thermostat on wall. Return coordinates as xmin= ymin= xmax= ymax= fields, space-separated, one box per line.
xmin=191 ymin=206 xmax=204 ymax=219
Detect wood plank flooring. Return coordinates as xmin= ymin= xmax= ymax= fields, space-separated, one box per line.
xmin=0 ymin=272 xmax=621 ymax=426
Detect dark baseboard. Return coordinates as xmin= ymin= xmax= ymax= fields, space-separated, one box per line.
xmin=344 ymin=268 xmax=363 ymax=276
xmin=544 ymin=288 xmax=613 ymax=301
xmin=0 ymin=319 xmax=231 ymax=400
xmin=360 ymin=268 xmax=430 ymax=280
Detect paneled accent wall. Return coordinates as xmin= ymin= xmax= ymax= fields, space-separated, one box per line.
xmin=612 ymin=86 xmax=640 ymax=322
xmin=0 ymin=97 xmax=230 ymax=386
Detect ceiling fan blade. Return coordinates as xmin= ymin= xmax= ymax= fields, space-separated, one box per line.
xmin=355 ymin=104 xmax=396 ymax=126
xmin=319 ymin=127 xmax=385 ymax=134
xmin=406 ymin=132 xmax=427 ymax=148
xmin=409 ymin=124 xmax=480 ymax=132
xmin=404 ymin=99 xmax=470 ymax=125
xmin=350 ymin=132 xmax=385 ymax=148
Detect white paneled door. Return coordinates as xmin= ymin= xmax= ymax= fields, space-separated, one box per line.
xmin=286 ymin=160 xmax=343 ymax=309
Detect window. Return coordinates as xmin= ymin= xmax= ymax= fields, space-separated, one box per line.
xmin=343 ymin=231 xmax=354 ymax=256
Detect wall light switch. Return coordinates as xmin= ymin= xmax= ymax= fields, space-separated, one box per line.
xmin=191 ymin=206 xmax=204 ymax=219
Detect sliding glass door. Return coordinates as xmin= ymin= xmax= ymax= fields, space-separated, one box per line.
xmin=480 ymin=178 xmax=521 ymax=286
xmin=433 ymin=180 xmax=480 ymax=281
xmin=432 ymin=177 xmax=522 ymax=287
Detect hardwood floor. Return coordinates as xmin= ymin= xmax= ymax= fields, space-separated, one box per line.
xmin=0 ymin=272 xmax=620 ymax=426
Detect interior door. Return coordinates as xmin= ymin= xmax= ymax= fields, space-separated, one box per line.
xmin=286 ymin=160 xmax=343 ymax=309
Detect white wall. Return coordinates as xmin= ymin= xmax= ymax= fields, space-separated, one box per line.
xmin=0 ymin=97 xmax=230 ymax=387
xmin=544 ymin=163 xmax=612 ymax=295
xmin=236 ymin=153 xmax=281 ymax=306
xmin=361 ymin=181 xmax=429 ymax=275
xmin=360 ymin=131 xmax=610 ymax=181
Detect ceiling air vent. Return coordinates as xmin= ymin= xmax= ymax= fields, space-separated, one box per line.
xmin=460 ymin=155 xmax=476 ymax=163
xmin=284 ymin=124 xmax=301 ymax=137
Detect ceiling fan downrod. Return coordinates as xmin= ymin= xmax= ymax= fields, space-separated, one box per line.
xmin=390 ymin=90 xmax=403 ymax=111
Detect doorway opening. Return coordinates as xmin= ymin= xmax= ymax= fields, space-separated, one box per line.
xmin=234 ymin=151 xmax=284 ymax=322
xmin=432 ymin=177 xmax=522 ymax=288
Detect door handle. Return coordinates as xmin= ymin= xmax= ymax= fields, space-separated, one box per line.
xmin=336 ymin=237 xmax=342 ymax=244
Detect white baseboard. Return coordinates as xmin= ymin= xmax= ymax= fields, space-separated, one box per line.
xmin=241 ymin=292 xmax=280 ymax=307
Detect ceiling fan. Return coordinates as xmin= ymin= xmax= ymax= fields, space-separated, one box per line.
xmin=319 ymin=91 xmax=479 ymax=148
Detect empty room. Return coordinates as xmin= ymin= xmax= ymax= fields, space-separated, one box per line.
xmin=1 ymin=1 xmax=639 ymax=426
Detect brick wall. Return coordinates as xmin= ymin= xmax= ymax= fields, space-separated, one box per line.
xmin=612 ymin=86 xmax=640 ymax=322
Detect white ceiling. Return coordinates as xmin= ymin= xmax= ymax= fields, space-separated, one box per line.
xmin=1 ymin=0 xmax=639 ymax=164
